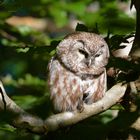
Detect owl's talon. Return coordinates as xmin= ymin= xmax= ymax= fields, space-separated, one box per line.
xmin=77 ymin=104 xmax=84 ymax=113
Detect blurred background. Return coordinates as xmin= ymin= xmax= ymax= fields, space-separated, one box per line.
xmin=0 ymin=0 xmax=137 ymax=139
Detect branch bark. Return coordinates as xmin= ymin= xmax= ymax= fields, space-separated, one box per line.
xmin=0 ymin=81 xmax=45 ymax=134
xmin=0 ymin=81 xmax=127 ymax=134
xmin=45 ymin=83 xmax=127 ymax=131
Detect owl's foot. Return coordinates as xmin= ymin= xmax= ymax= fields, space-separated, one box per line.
xmin=77 ymin=100 xmax=84 ymax=112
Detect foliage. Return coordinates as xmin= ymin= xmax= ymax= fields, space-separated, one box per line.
xmin=0 ymin=0 xmax=139 ymax=140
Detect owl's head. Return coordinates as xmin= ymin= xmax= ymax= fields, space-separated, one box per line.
xmin=56 ymin=32 xmax=109 ymax=76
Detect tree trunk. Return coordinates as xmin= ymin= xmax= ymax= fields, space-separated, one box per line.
xmin=130 ymin=0 xmax=140 ymax=58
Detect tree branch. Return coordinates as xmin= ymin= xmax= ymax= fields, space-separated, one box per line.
xmin=0 ymin=81 xmax=45 ymax=134
xmin=0 ymin=81 xmax=127 ymax=134
xmin=45 ymin=83 xmax=127 ymax=132
xmin=0 ymin=81 xmax=24 ymax=113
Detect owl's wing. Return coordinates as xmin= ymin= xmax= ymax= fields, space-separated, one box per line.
xmin=48 ymin=59 xmax=83 ymax=112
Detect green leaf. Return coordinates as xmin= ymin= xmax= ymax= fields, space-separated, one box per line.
xmin=64 ymin=2 xmax=86 ymax=16
xmin=49 ymin=4 xmax=68 ymax=27
xmin=0 ymin=124 xmax=16 ymax=132
xmin=12 ymin=95 xmax=38 ymax=109
xmin=16 ymin=25 xmax=34 ymax=36
xmin=75 ymin=23 xmax=88 ymax=32
xmin=18 ymin=74 xmax=45 ymax=86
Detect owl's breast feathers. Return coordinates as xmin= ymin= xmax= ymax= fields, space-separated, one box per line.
xmin=48 ymin=58 xmax=106 ymax=112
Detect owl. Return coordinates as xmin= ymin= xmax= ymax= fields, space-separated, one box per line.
xmin=48 ymin=31 xmax=109 ymax=113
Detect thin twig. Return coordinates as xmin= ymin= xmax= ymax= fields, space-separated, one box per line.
xmin=0 ymin=81 xmax=7 ymax=111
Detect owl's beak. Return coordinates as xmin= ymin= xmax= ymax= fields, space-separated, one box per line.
xmin=86 ymin=58 xmax=92 ymax=67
